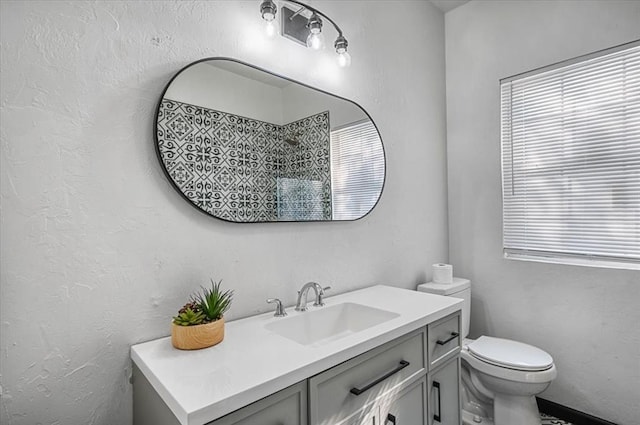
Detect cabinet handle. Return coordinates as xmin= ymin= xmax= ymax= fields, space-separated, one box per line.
xmin=433 ymin=381 xmax=442 ymax=422
xmin=436 ymin=332 xmax=459 ymax=345
xmin=386 ymin=413 xmax=397 ymax=425
xmin=350 ymin=360 xmax=410 ymax=396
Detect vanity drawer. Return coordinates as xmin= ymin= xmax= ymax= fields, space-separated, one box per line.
xmin=309 ymin=328 xmax=426 ymax=425
xmin=428 ymin=312 xmax=461 ymax=369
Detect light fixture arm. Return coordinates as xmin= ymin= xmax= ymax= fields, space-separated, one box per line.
xmin=288 ymin=6 xmax=306 ymax=20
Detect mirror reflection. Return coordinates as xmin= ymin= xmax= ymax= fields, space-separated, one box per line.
xmin=155 ymin=58 xmax=385 ymax=222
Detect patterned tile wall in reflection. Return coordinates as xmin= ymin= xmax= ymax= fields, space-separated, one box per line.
xmin=156 ymin=99 xmax=330 ymax=221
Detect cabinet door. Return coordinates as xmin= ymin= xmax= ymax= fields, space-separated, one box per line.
xmin=379 ymin=377 xmax=427 ymax=425
xmin=428 ymin=357 xmax=460 ymax=425
xmin=208 ymin=381 xmax=307 ymax=425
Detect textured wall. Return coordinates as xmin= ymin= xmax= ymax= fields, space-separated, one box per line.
xmin=0 ymin=1 xmax=447 ymax=424
xmin=445 ymin=1 xmax=640 ymax=423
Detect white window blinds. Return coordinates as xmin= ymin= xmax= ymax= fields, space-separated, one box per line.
xmin=501 ymin=41 xmax=640 ymax=268
xmin=331 ymin=120 xmax=385 ymax=220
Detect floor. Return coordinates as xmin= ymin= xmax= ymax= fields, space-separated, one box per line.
xmin=541 ymin=413 xmax=573 ymax=425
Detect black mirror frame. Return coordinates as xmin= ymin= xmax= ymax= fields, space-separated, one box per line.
xmin=154 ymin=57 xmax=386 ymax=223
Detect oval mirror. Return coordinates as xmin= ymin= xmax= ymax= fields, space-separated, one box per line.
xmin=155 ymin=58 xmax=385 ymax=222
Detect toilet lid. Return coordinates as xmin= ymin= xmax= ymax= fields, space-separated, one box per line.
xmin=467 ymin=336 xmax=553 ymax=371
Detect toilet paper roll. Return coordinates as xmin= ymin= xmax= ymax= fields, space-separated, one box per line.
xmin=432 ymin=263 xmax=453 ymax=284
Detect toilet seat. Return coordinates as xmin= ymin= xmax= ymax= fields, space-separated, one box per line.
xmin=461 ymin=337 xmax=557 ymax=384
xmin=467 ymin=336 xmax=553 ymax=372
xmin=461 ymin=349 xmax=557 ymax=384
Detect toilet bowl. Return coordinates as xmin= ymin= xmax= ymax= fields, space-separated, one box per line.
xmin=417 ymin=279 xmax=557 ymax=425
xmin=461 ymin=336 xmax=557 ymax=425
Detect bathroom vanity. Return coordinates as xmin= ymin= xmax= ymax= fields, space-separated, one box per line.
xmin=131 ymin=286 xmax=462 ymax=425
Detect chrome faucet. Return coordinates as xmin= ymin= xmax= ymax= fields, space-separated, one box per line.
xmin=295 ymin=282 xmax=331 ymax=311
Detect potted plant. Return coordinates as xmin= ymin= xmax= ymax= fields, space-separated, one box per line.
xmin=171 ymin=279 xmax=233 ymax=350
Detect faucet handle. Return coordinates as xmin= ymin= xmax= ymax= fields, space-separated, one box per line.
xmin=314 ymin=286 xmax=331 ymax=307
xmin=266 ymin=298 xmax=287 ymax=317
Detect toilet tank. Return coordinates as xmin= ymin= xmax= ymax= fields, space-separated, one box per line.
xmin=417 ymin=278 xmax=471 ymax=339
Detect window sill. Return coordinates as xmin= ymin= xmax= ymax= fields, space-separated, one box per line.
xmin=503 ymin=250 xmax=640 ymax=271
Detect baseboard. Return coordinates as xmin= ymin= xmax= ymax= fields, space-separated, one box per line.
xmin=536 ymin=398 xmax=619 ymax=425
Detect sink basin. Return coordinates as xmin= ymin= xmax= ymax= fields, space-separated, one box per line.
xmin=265 ymin=302 xmax=400 ymax=346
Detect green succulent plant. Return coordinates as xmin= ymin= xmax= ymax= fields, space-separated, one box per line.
xmin=193 ymin=279 xmax=234 ymax=322
xmin=172 ymin=307 xmax=205 ymax=326
xmin=172 ymin=279 xmax=234 ymax=326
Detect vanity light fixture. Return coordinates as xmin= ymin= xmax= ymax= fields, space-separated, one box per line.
xmin=259 ymin=0 xmax=351 ymax=67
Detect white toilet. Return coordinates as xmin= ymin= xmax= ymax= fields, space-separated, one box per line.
xmin=418 ymin=278 xmax=557 ymax=425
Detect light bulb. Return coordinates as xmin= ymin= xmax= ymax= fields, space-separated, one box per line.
xmin=306 ymin=32 xmax=325 ymax=50
xmin=337 ymin=51 xmax=351 ymax=67
xmin=334 ymin=35 xmax=350 ymax=67
xmin=264 ymin=20 xmax=278 ymax=38
xmin=306 ymin=12 xmax=324 ymax=50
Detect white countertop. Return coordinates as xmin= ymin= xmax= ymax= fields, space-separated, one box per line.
xmin=131 ymin=285 xmax=463 ymax=425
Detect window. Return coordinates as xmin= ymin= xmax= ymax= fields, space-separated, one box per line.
xmin=500 ymin=41 xmax=640 ymax=269
xmin=330 ymin=120 xmax=385 ymax=220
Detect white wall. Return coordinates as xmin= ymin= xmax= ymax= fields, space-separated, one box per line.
xmin=0 ymin=1 xmax=447 ymax=424
xmin=445 ymin=1 xmax=640 ymax=423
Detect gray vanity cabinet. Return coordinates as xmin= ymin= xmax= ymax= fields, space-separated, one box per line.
xmin=207 ymin=381 xmax=307 ymax=425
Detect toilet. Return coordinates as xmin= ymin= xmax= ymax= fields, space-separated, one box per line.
xmin=418 ymin=278 xmax=557 ymax=425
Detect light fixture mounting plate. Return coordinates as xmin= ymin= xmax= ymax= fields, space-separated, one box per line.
xmin=281 ymin=6 xmax=309 ymax=46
